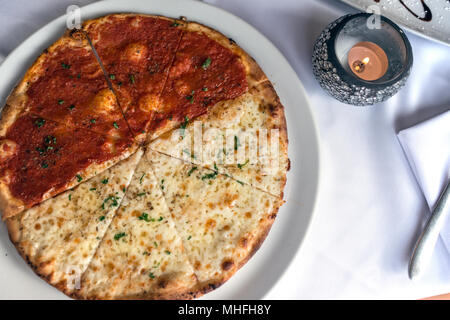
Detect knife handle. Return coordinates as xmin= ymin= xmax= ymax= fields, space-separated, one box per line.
xmin=408 ymin=180 xmax=450 ymax=280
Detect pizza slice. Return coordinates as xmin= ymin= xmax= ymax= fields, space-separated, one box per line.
xmin=83 ymin=14 xmax=186 ymax=142
xmin=77 ymin=153 xmax=197 ymax=300
xmin=149 ymin=81 xmax=289 ymax=198
xmin=0 ymin=113 xmax=137 ymax=219
xmin=148 ymin=20 xmax=267 ymax=141
xmin=6 ymin=149 xmax=143 ymax=296
xmin=4 ymin=29 xmax=130 ymax=139
xmin=147 ymin=150 xmax=283 ymax=291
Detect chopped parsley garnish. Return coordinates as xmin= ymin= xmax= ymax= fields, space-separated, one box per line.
xmin=109 ymin=74 xmax=115 ymax=80
xmin=154 ymin=241 xmax=158 ymax=248
xmin=201 ymin=163 xmax=219 ymax=180
xmin=69 ymin=104 xmax=75 ymax=110
xmin=202 ymin=87 xmax=208 ymax=92
xmin=158 ymin=216 xmax=163 ymax=222
xmin=178 ymin=115 xmax=189 ymax=139
xmin=37 ymin=141 xmax=54 ymax=153
xmin=90 ymin=187 xmax=96 ymax=191
xmin=99 ymin=216 xmax=105 ymax=221
xmin=164 ymin=250 xmax=171 ymax=255
xmin=101 ymin=195 xmax=120 ymax=209
xmin=129 ymin=74 xmax=135 ymax=84
xmin=171 ymin=22 xmax=180 ymax=27
xmin=187 ymin=166 xmax=198 ymax=176
xmin=202 ymin=57 xmax=212 ymax=70
xmin=77 ymin=73 xmax=81 ymax=79
xmin=187 ymin=235 xmax=192 ymax=240
xmin=139 ymin=173 xmax=145 ymax=184
xmin=186 ymin=91 xmax=195 ymax=104
xmin=61 ymin=63 xmax=71 ymax=69
xmin=237 ymin=159 xmax=249 ymax=169
xmin=101 ymin=178 xmax=109 ymax=184
xmin=68 ymin=194 xmax=72 ymax=201
xmin=201 ymin=171 xmax=218 ymax=181
xmin=41 ymin=161 xmax=48 ymax=169
xmin=122 ymin=187 xmax=127 ymax=193
xmin=149 ymin=272 xmax=155 ymax=279
xmin=76 ymin=174 xmax=83 ymax=182
xmin=137 ymin=192 xmax=146 ymax=197
xmin=113 ymin=122 xmax=119 ymax=129
xmin=160 ymin=179 xmax=165 ymax=190
xmin=236 ymin=180 xmax=244 ymax=185
xmin=138 ymin=212 xmax=154 ymax=222
xmin=180 ymin=116 xmax=189 ymax=129
xmin=44 ymin=135 xmax=57 ymax=145
xmin=90 ymin=119 xmax=96 ymax=124
xmin=35 ymin=118 xmax=46 ymax=128
xmin=58 ymin=99 xmax=64 ymax=105
xmin=234 ymin=135 xmax=240 ymax=150
xmin=114 ymin=232 xmax=126 ymax=241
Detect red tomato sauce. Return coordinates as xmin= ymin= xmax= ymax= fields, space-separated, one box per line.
xmin=86 ymin=16 xmax=183 ymax=135
xmin=0 ymin=114 xmax=132 ymax=206
xmin=151 ymin=30 xmax=248 ymax=131
xmin=26 ymin=44 xmax=130 ymax=138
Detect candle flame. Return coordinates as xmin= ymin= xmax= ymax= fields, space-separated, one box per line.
xmin=362 ymin=57 xmax=370 ymax=64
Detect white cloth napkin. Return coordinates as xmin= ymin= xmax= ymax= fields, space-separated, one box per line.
xmin=398 ymin=111 xmax=450 ymax=254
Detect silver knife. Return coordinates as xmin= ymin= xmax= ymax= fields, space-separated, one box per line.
xmin=408 ymin=179 xmax=450 ymax=280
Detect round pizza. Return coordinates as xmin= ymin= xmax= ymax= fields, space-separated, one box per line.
xmin=0 ymin=14 xmax=289 ymax=299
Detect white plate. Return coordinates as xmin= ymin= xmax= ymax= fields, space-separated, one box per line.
xmin=0 ymin=0 xmax=320 ymax=299
xmin=340 ymin=0 xmax=450 ymax=46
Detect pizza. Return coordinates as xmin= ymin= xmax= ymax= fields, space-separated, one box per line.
xmin=0 ymin=13 xmax=288 ymax=299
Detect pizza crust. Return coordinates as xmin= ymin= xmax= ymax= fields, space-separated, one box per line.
xmin=82 ymin=13 xmax=184 ymax=34
xmin=0 ymin=182 xmax=25 ymax=220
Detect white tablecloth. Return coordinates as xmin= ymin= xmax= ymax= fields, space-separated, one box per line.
xmin=0 ymin=0 xmax=449 ymax=299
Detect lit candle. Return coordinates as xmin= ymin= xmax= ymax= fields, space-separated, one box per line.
xmin=347 ymin=41 xmax=388 ymax=81
xmin=312 ymin=13 xmax=413 ymax=105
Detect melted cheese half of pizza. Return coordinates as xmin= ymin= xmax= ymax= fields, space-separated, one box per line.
xmin=149 ymin=81 xmax=288 ymax=198
xmin=77 ymin=152 xmax=197 ymax=300
xmin=146 ymin=150 xmax=283 ymax=289
xmin=6 ymin=150 xmax=142 ymax=295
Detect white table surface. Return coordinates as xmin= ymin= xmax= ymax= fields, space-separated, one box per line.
xmin=0 ymin=0 xmax=449 ymax=299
